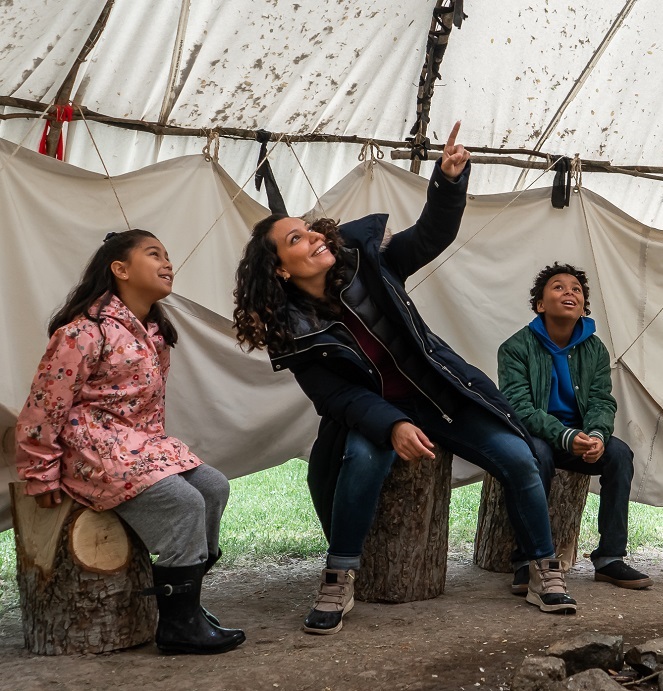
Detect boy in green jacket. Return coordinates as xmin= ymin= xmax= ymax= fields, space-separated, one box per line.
xmin=498 ymin=262 xmax=651 ymax=593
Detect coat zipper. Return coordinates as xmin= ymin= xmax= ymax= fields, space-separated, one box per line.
xmin=383 ymin=276 xmax=523 ymax=434
xmin=340 ymin=258 xmax=453 ymax=423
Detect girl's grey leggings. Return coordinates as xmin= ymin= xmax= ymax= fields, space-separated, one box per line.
xmin=114 ymin=464 xmax=230 ymax=568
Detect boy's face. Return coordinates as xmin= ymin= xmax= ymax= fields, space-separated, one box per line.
xmin=537 ymin=273 xmax=585 ymax=322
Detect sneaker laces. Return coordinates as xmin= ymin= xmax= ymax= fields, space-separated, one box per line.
xmin=538 ymin=561 xmax=568 ymax=594
xmin=314 ymin=572 xmax=355 ymax=610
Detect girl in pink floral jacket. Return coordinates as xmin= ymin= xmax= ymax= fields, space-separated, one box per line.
xmin=15 ymin=229 xmax=244 ymax=656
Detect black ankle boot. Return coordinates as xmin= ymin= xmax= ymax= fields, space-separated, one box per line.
xmin=148 ymin=563 xmax=245 ymax=654
xmin=303 ymin=568 xmax=355 ymax=635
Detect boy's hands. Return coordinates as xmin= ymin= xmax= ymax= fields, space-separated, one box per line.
xmin=583 ymin=437 xmax=605 ymax=463
xmin=572 ymin=432 xmax=605 ymax=463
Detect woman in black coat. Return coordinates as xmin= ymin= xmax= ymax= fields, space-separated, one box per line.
xmin=234 ymin=123 xmax=577 ymax=635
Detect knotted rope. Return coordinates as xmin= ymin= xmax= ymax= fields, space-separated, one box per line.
xmin=358 ymin=140 xmax=384 ymax=180
xmin=202 ymin=129 xmax=220 ymax=163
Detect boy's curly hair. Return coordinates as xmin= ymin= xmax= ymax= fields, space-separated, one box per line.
xmin=529 ymin=262 xmax=591 ymax=316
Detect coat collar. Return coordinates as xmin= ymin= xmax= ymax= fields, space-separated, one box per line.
xmin=96 ymin=293 xmax=160 ymax=339
xmin=338 ymin=213 xmax=389 ymax=250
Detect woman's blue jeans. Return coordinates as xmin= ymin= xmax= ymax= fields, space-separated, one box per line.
xmin=328 ymin=430 xmax=397 ymax=570
xmin=328 ymin=396 xmax=555 ymax=570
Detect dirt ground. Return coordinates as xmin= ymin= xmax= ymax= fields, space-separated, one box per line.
xmin=1 ymin=550 xmax=662 ymax=691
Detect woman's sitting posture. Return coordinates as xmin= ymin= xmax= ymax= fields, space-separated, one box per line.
xmin=234 ymin=123 xmax=577 ymax=635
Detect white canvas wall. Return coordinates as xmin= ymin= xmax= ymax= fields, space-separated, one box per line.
xmin=2 ymin=141 xmax=662 ymax=530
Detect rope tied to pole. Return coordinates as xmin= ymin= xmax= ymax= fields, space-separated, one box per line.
xmin=406 ymin=134 xmax=431 ymax=161
xmin=175 ymin=132 xmax=286 ymax=276
xmin=202 ymin=129 xmax=220 ymax=163
xmin=358 ymin=140 xmax=384 ymax=179
xmin=358 ymin=140 xmax=384 ymax=163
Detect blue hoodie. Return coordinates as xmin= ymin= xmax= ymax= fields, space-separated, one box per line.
xmin=528 ymin=314 xmax=596 ymax=426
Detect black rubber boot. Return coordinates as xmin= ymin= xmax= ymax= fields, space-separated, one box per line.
xmin=204 ymin=549 xmax=222 ymax=575
xmin=149 ymin=563 xmax=245 ymax=654
xmin=201 ymin=550 xmax=222 ymax=627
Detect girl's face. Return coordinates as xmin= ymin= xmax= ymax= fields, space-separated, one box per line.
xmin=113 ymin=238 xmax=174 ymax=302
xmin=269 ymin=217 xmax=336 ymax=283
xmin=537 ymin=273 xmax=585 ymax=321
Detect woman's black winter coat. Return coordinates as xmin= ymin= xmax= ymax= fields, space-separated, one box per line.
xmin=270 ymin=160 xmax=533 ymax=537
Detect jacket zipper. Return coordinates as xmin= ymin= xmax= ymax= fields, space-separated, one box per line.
xmin=340 ymin=258 xmax=453 ymax=423
xmin=383 ymin=276 xmax=523 ymax=434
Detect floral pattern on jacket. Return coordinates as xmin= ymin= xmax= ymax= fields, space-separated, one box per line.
xmin=15 ymin=294 xmax=201 ymax=510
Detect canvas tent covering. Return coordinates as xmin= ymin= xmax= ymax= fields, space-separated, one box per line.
xmin=1 ymin=1 xmax=662 ymax=528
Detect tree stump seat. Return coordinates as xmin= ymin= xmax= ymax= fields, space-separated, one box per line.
xmin=473 ymin=469 xmax=591 ymax=573
xmin=10 ymin=482 xmax=157 ymax=655
xmin=355 ymin=445 xmax=452 ymax=603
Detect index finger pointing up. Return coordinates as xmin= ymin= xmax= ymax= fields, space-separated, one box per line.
xmin=446 ymin=120 xmax=461 ymax=149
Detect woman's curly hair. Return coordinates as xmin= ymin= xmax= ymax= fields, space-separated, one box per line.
xmin=233 ymin=214 xmax=346 ymax=354
xmin=529 ymin=262 xmax=591 ymax=316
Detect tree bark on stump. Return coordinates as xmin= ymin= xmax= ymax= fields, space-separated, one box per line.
xmin=473 ymin=470 xmax=591 ymax=573
xmin=10 ymin=483 xmax=157 ymax=655
xmin=355 ymin=447 xmax=452 ymax=603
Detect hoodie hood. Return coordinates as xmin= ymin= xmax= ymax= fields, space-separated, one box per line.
xmin=528 ymin=314 xmax=596 ymax=427
xmin=528 ymin=314 xmax=595 ymax=354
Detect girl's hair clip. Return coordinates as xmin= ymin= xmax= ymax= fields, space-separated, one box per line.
xmin=104 ymin=232 xmax=119 ymax=242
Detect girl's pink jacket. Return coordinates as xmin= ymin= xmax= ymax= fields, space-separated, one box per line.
xmin=15 ymin=295 xmax=202 ymax=511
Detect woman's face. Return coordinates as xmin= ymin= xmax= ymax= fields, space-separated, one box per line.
xmin=269 ymin=217 xmax=336 ymax=283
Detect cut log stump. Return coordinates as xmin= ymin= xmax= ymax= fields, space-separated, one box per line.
xmin=355 ymin=446 xmax=452 ymax=603
xmin=473 ymin=470 xmax=591 ymax=573
xmin=10 ymin=482 xmax=157 ymax=655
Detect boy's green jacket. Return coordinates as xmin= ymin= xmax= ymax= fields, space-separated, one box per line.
xmin=497 ymin=326 xmax=617 ymax=452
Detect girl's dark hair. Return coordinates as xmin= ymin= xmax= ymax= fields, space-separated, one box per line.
xmin=529 ymin=262 xmax=591 ymax=316
xmin=49 ymin=229 xmax=178 ymax=346
xmin=233 ymin=214 xmax=346 ymax=354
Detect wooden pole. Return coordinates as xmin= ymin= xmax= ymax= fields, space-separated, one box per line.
xmin=3 ymin=97 xmax=663 ymax=181
xmin=43 ymin=0 xmax=115 ymax=157
xmin=409 ymin=1 xmax=455 ymax=175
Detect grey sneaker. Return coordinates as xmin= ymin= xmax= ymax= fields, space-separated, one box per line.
xmin=526 ymin=558 xmax=577 ymax=614
xmin=303 ymin=568 xmax=355 ymax=635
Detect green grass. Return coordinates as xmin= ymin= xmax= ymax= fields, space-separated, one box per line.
xmin=223 ymin=460 xmax=663 ymax=562
xmin=580 ymin=492 xmax=663 ymax=555
xmin=219 ymin=458 xmax=327 ymax=565
xmin=444 ymin=481 xmax=663 ymax=556
xmin=2 ymin=459 xmax=663 ymax=601
xmin=0 ymin=529 xmax=18 ymax=613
